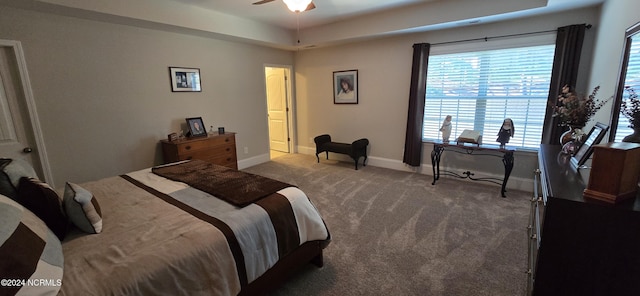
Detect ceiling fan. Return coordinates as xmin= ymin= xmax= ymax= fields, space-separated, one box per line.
xmin=252 ymin=0 xmax=316 ymax=12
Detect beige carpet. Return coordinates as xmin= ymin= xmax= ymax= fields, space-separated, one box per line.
xmin=243 ymin=153 xmax=530 ymax=296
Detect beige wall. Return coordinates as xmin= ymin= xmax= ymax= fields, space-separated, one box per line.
xmin=589 ymin=0 xmax=640 ymax=133
xmin=293 ymin=7 xmax=601 ymax=191
xmin=0 ymin=6 xmax=293 ymax=187
xmin=2 ymin=3 xmax=627 ymax=193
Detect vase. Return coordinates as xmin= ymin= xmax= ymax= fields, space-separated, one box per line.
xmin=560 ymin=127 xmax=573 ymax=146
xmin=560 ymin=126 xmax=584 ymax=144
xmin=559 ymin=126 xmax=584 ymax=155
xmin=622 ymin=127 xmax=640 ymax=143
xmin=562 ymin=141 xmax=580 ymax=155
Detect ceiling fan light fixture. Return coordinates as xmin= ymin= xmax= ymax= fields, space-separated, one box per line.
xmin=282 ymin=0 xmax=312 ymax=12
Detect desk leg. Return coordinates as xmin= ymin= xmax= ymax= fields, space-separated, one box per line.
xmin=431 ymin=144 xmax=444 ymax=185
xmin=501 ymin=151 xmax=514 ymax=197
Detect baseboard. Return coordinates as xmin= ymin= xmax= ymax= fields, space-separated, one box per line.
xmin=296 ymin=145 xmax=534 ymax=193
xmin=238 ymin=153 xmax=270 ymax=170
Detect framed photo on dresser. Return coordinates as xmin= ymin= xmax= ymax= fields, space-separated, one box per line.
xmin=571 ymin=122 xmax=609 ymax=168
xmin=186 ymin=117 xmax=207 ymax=138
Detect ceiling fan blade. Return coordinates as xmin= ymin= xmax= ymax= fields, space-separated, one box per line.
xmin=305 ymin=1 xmax=316 ymax=11
xmin=252 ymin=0 xmax=275 ymax=5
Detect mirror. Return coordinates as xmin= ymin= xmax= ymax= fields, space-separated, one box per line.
xmin=610 ymin=21 xmax=640 ymax=142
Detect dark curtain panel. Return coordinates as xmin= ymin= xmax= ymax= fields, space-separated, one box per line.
xmin=541 ymin=24 xmax=587 ymax=145
xmin=403 ymin=43 xmax=430 ymax=166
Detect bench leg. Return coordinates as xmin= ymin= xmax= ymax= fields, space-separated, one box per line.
xmin=353 ymin=156 xmax=362 ymax=170
xmin=325 ymin=151 xmax=329 ymax=160
xmin=352 ymin=155 xmax=367 ymax=170
xmin=316 ymin=153 xmax=320 ymax=163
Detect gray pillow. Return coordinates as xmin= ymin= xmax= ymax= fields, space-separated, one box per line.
xmin=63 ymin=182 xmax=103 ymax=234
xmin=0 ymin=194 xmax=63 ymax=295
xmin=0 ymin=158 xmax=39 ymax=201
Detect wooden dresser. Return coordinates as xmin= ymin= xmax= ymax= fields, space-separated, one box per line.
xmin=161 ymin=132 xmax=237 ymax=169
xmin=528 ymin=144 xmax=640 ymax=296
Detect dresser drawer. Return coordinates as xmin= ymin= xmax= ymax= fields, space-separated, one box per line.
xmin=207 ymin=154 xmax=237 ymax=169
xmin=178 ymin=152 xmax=237 ymax=169
xmin=177 ymin=146 xmax=235 ymax=161
xmin=161 ymin=132 xmax=237 ymax=169
xmin=527 ymin=168 xmax=545 ymax=296
xmin=175 ymin=135 xmax=235 ymax=154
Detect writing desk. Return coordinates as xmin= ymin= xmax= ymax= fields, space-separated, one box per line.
xmin=430 ymin=141 xmax=514 ymax=197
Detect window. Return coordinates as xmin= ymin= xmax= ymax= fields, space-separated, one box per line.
xmin=422 ymin=44 xmax=556 ymax=149
xmin=613 ymin=32 xmax=640 ymax=142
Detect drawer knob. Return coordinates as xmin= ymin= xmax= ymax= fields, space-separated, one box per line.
xmin=226 ymin=148 xmax=230 ymax=151
xmin=185 ymin=145 xmax=191 ymax=150
xmin=225 ymin=138 xmax=229 ymax=142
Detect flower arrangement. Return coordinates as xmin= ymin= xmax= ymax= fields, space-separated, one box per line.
xmin=553 ymin=85 xmax=612 ymax=128
xmin=620 ymin=86 xmax=640 ymax=129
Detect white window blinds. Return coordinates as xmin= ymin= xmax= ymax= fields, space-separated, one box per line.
xmin=423 ymin=44 xmax=555 ymax=149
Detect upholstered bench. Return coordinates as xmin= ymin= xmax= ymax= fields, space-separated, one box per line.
xmin=314 ymin=134 xmax=369 ymax=170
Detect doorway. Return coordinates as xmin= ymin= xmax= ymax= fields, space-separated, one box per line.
xmin=0 ymin=40 xmax=52 ymax=184
xmin=264 ymin=65 xmax=294 ymax=159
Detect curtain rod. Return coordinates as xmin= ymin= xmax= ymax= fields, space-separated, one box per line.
xmin=431 ymin=24 xmax=592 ymax=47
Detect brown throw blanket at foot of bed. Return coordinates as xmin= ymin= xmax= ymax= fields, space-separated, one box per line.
xmin=152 ymin=159 xmax=293 ymax=207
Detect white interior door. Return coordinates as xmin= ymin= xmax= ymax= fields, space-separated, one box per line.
xmin=0 ymin=40 xmax=51 ymax=184
xmin=265 ymin=67 xmax=290 ymax=153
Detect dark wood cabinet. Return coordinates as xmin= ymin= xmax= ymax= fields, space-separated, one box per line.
xmin=161 ymin=132 xmax=237 ymax=169
xmin=529 ymin=144 xmax=640 ymax=296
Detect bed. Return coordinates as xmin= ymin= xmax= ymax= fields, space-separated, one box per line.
xmin=0 ymin=158 xmax=330 ymax=296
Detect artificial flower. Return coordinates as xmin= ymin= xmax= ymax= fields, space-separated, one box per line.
xmin=553 ymin=85 xmax=611 ymax=127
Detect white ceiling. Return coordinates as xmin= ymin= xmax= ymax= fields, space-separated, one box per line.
xmin=174 ymin=0 xmax=603 ymax=30
xmin=2 ymin=0 xmax=604 ymax=49
xmin=174 ymin=0 xmax=433 ymax=30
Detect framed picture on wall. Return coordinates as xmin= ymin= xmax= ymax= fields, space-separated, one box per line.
xmin=333 ymin=70 xmax=358 ymax=104
xmin=169 ymin=67 xmax=201 ymax=92
xmin=186 ymin=117 xmax=207 ymax=137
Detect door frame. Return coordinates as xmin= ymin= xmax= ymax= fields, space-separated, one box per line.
xmin=264 ymin=64 xmax=296 ymax=154
xmin=0 ymin=39 xmax=53 ymax=185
